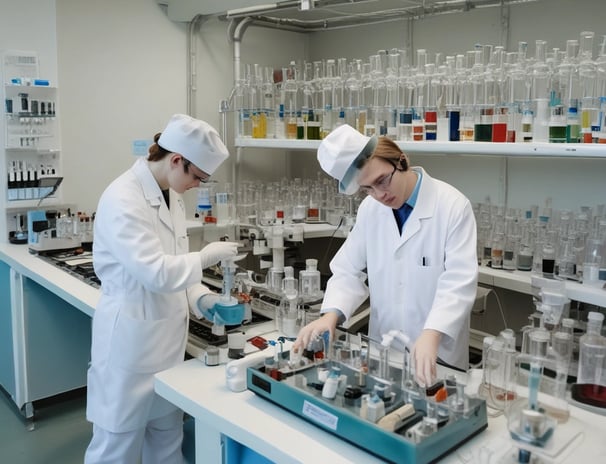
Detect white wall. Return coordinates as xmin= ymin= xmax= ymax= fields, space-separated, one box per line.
xmin=186 ymin=20 xmax=308 ymax=210
xmin=0 ymin=0 xmax=58 ymax=81
xmin=56 ymin=0 xmax=188 ymax=213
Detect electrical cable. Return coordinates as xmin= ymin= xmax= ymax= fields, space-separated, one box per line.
xmin=490 ymin=288 xmax=509 ymax=331
xmin=318 ymin=214 xmax=346 ymax=271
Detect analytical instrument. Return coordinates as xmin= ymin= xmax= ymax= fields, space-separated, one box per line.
xmin=246 ymin=333 xmax=488 ymax=463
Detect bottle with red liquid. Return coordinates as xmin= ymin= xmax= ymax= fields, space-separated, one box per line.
xmin=492 ymin=106 xmax=508 ymax=142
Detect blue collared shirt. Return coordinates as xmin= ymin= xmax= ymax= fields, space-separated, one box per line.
xmin=394 ymin=169 xmax=422 ymax=233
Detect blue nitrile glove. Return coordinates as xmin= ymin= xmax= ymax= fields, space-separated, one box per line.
xmin=196 ymin=293 xmax=222 ymax=321
xmin=197 ymin=294 xmax=246 ymax=326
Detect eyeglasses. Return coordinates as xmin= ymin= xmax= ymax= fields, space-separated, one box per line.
xmin=182 ymin=158 xmax=209 ymax=184
xmin=359 ymin=160 xmax=398 ymax=196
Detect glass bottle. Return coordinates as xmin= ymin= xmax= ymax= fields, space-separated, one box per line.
xmin=491 ymin=232 xmax=505 ymax=269
xmin=566 ymin=103 xmax=581 ymax=143
xmin=517 ymin=220 xmax=535 ymax=270
xmin=548 ymin=105 xmax=567 ymax=143
xmin=541 ymin=237 xmax=556 ymax=277
xmin=299 ymin=258 xmax=322 ymax=300
xmin=480 ymin=329 xmax=518 ymax=412
xmin=283 ymin=63 xmax=298 ymax=139
xmin=531 ymin=40 xmax=550 ymax=143
xmin=345 ymin=61 xmax=361 ymax=130
xmin=577 ymin=312 xmax=606 ymax=386
xmin=321 ymin=59 xmax=336 ymax=139
xmin=552 ymin=318 xmax=574 ymax=370
xmin=279 ymin=266 xmax=299 ymax=338
xmin=503 ymin=217 xmax=520 ymax=271
xmin=520 ymin=328 xmax=570 ymax=422
xmin=262 ymin=66 xmax=275 ymax=139
xmin=520 ymin=103 xmax=533 ymax=142
xmin=557 ymin=234 xmax=578 ymax=280
xmin=582 ymin=237 xmax=603 ymax=286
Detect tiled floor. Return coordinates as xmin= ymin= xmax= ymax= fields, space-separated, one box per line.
xmin=0 ymin=387 xmax=195 ymax=463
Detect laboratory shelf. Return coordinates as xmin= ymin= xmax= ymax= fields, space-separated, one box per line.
xmin=186 ymin=220 xmax=348 ymax=240
xmin=236 ymin=137 xmax=606 ymax=159
xmin=5 ymin=198 xmax=61 ymax=210
xmin=235 ymin=137 xmax=320 ymax=150
xmin=399 ymin=142 xmax=606 ymax=158
xmin=4 ymin=148 xmax=60 ymax=154
xmin=478 ymin=266 xmax=606 ymax=307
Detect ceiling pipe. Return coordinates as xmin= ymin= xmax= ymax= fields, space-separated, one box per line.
xmin=220 ymin=0 xmax=539 ymax=33
xmin=230 ymin=17 xmax=254 ymax=82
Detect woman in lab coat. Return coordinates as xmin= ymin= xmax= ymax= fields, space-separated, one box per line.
xmin=294 ymin=124 xmax=478 ymax=387
xmin=85 ymin=114 xmax=237 ymax=464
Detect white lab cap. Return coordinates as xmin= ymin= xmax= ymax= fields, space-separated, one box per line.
xmin=158 ymin=114 xmax=229 ymax=175
xmin=317 ymin=124 xmax=377 ymax=195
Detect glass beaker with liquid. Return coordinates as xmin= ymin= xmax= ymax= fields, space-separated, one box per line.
xmin=479 ymin=329 xmax=518 ymax=412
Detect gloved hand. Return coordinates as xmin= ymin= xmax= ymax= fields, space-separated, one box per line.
xmin=196 ymin=293 xmax=246 ymax=326
xmin=196 ymin=293 xmax=222 ymax=320
xmin=199 ymin=241 xmax=238 ymax=269
xmin=411 ymin=329 xmax=442 ymax=388
xmin=293 ymin=312 xmax=340 ymax=354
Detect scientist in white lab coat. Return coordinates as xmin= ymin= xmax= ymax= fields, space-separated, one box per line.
xmin=85 ymin=114 xmax=238 ymax=464
xmin=294 ymin=124 xmax=478 ymax=387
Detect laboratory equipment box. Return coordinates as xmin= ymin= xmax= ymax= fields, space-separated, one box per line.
xmin=247 ymin=359 xmax=488 ymax=463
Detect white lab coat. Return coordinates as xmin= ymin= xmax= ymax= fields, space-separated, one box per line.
xmin=322 ymin=167 xmax=478 ymax=369
xmin=87 ymin=158 xmax=210 ymax=433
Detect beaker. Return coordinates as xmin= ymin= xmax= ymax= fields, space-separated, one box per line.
xmin=482 ymin=330 xmax=518 ymax=412
xmin=266 ymin=267 xmax=284 ymax=292
xmin=278 ymin=299 xmax=299 ymax=338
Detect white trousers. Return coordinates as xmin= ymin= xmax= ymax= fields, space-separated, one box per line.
xmin=84 ymin=410 xmax=184 ymax=464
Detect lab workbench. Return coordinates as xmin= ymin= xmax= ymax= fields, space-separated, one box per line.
xmin=155 ymin=356 xmax=606 ymax=464
xmin=0 ymin=243 xmax=98 ymax=418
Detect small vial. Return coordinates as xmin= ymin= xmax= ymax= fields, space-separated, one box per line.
xmin=321 ymin=366 xmax=341 ymax=399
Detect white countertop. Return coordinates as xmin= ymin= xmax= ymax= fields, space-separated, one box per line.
xmin=0 ymin=242 xmax=99 ymax=317
xmin=155 ymin=357 xmax=606 ymax=464
xmin=156 ymin=357 xmax=387 ymax=464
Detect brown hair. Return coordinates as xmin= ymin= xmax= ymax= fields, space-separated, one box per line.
xmin=356 ymin=136 xmax=409 ymax=171
xmin=147 ymin=132 xmax=172 ymax=161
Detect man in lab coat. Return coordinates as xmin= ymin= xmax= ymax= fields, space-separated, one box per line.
xmin=294 ymin=124 xmax=478 ymax=387
xmin=85 ymin=114 xmax=238 ymax=464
